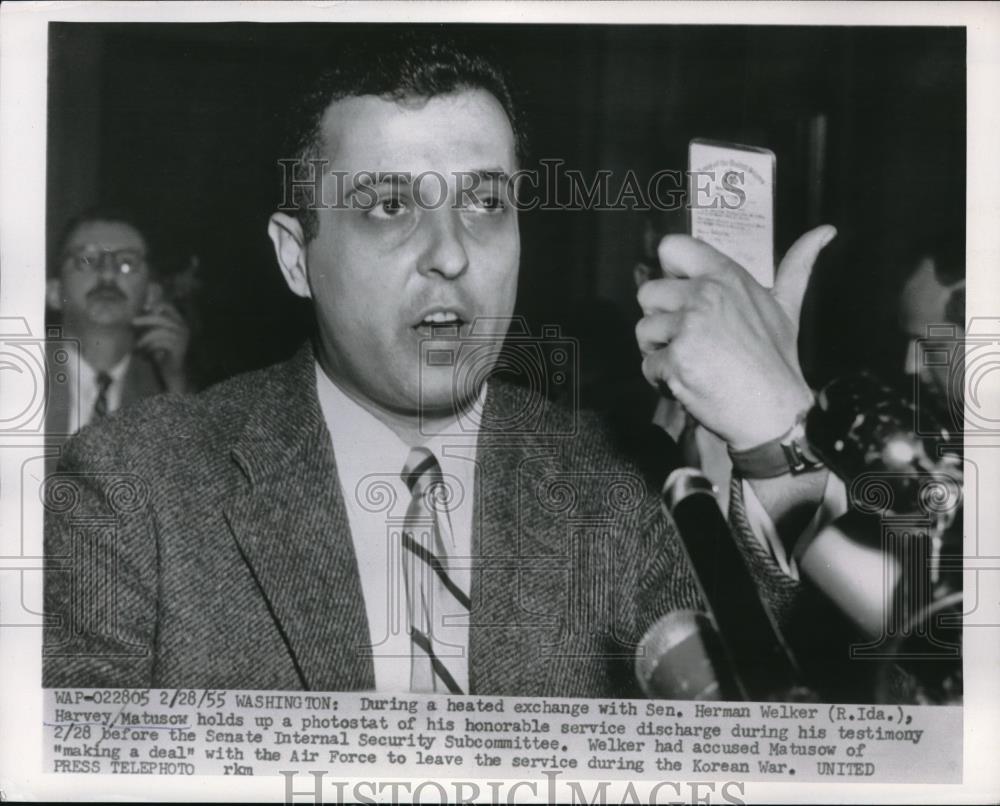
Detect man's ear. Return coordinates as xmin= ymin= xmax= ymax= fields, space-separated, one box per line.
xmin=45 ymin=278 xmax=63 ymax=311
xmin=268 ymin=212 xmax=311 ymax=299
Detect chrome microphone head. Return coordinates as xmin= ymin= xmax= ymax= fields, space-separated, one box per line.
xmin=635 ymin=610 xmax=728 ymax=700
xmin=661 ymin=467 xmax=715 ymax=514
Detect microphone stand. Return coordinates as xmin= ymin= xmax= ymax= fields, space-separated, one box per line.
xmin=642 ymin=468 xmax=817 ymax=702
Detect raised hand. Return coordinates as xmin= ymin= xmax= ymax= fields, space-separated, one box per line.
xmin=636 ymin=225 xmax=837 ymax=451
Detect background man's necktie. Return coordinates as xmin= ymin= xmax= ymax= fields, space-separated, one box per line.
xmin=400 ymin=447 xmax=470 ymax=694
xmin=92 ymin=371 xmax=113 ymax=420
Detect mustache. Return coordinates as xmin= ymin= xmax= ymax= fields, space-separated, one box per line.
xmin=87 ymin=283 xmax=127 ymax=301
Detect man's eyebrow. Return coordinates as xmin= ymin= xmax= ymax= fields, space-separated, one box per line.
xmin=345 ymin=172 xmax=415 ymax=194
xmin=470 ymin=168 xmax=511 ymax=183
xmin=342 ymin=169 xmax=513 ymax=201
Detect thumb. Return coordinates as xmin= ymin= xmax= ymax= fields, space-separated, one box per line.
xmin=773 ymin=224 xmax=837 ymax=329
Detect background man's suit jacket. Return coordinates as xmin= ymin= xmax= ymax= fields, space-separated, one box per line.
xmin=43 ymin=343 xmax=805 ymax=697
xmin=44 ymin=347 xmax=167 ymax=477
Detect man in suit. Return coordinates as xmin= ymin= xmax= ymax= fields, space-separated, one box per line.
xmin=44 ymin=36 xmax=839 ymax=697
xmin=45 ymin=209 xmax=191 ymax=441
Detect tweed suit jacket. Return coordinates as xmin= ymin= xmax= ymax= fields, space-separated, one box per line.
xmin=43 ymin=342 xmax=803 ymax=697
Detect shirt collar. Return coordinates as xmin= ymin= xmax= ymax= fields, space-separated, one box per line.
xmin=314 ymin=363 xmax=484 ymax=492
xmin=81 ymin=352 xmax=132 ymax=385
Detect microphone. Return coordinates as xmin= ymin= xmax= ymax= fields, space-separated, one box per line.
xmin=638 ymin=373 xmax=962 ymax=703
xmin=635 ymin=610 xmax=735 ymax=700
xmin=639 ymin=468 xmax=807 ymax=701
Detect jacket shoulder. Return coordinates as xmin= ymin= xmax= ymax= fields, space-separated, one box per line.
xmin=488 ymin=380 xmax=668 ymax=482
xmin=59 ymin=361 xmax=284 ymax=471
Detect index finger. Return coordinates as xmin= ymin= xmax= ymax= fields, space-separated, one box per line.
xmin=657 ymin=233 xmax=744 ymax=281
xmin=636 ymin=277 xmax=688 ymax=316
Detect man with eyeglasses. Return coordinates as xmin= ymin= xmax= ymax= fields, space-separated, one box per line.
xmin=45 ymin=208 xmax=191 ymax=436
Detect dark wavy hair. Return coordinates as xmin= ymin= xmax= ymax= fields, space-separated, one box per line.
xmin=280 ymin=30 xmax=527 ymax=242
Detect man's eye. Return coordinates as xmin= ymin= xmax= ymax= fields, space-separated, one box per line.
xmin=367 ymin=196 xmax=410 ymax=221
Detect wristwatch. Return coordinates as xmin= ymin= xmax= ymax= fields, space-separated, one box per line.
xmin=728 ymin=412 xmax=824 ymax=479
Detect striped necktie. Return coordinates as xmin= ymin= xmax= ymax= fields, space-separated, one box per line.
xmin=400 ymin=447 xmax=470 ymax=694
xmin=92 ymin=371 xmax=113 ymax=421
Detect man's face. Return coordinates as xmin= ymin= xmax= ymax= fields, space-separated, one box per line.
xmin=301 ymin=89 xmax=520 ymax=416
xmin=54 ymin=220 xmax=151 ymax=329
xmin=899 ymin=256 xmax=963 ymax=398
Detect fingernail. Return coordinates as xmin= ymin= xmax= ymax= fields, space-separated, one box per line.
xmin=821 ymin=226 xmax=838 ymax=247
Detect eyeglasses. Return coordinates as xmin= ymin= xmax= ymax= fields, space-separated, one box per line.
xmin=62 ymin=247 xmax=147 ymax=276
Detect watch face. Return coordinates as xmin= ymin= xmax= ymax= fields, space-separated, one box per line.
xmin=781 ymin=424 xmax=821 ymax=473
xmin=730 ymin=416 xmax=821 ymax=478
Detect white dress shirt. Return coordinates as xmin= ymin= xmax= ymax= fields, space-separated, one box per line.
xmin=315 ymin=364 xmax=482 ymax=692
xmin=69 ymin=353 xmax=132 ymax=434
xmin=317 ymin=365 xmax=847 ymax=692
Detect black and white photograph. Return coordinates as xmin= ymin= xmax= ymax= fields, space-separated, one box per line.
xmin=1 ymin=2 xmax=998 ymax=803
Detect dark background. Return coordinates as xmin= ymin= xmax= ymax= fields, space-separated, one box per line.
xmin=47 ymin=23 xmax=965 ymax=397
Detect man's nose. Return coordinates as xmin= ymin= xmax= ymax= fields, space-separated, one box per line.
xmin=416 ymin=209 xmax=470 ymax=280
xmin=95 ymin=252 xmax=120 ymax=279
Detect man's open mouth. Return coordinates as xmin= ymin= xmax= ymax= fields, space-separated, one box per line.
xmin=413 ymin=310 xmax=466 ymax=337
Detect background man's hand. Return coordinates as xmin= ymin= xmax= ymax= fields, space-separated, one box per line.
xmin=133 ymin=301 xmax=190 ymax=393
xmin=636 ymin=225 xmax=837 ymax=450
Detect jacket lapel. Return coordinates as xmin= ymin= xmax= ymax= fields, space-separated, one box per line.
xmin=468 ymin=385 xmax=570 ymax=696
xmin=222 ymin=345 xmax=374 ymax=691
xmin=121 ymin=353 xmax=164 ymax=405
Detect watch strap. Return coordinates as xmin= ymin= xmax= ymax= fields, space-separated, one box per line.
xmin=728 ymin=413 xmax=823 ymax=479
